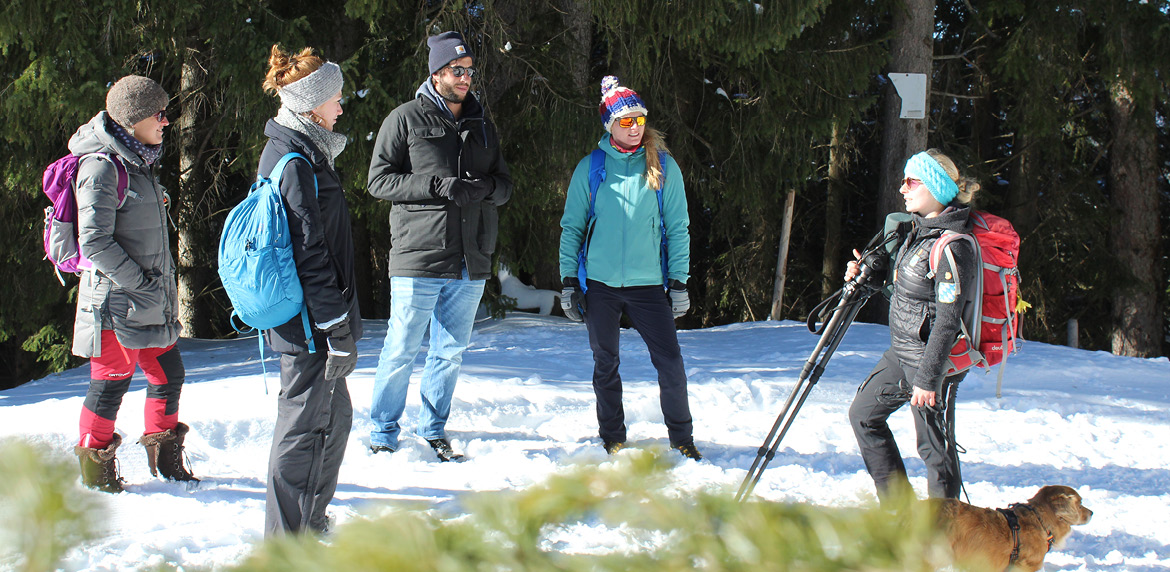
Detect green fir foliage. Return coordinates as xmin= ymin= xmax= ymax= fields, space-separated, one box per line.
xmin=0 ymin=440 xmax=100 ymax=572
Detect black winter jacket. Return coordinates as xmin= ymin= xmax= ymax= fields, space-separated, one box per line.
xmin=258 ymin=120 xmax=362 ymax=354
xmin=367 ymin=84 xmax=512 ymax=280
xmin=886 ymin=206 xmax=979 ymax=391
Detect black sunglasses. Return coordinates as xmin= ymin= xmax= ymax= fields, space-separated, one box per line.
xmin=446 ymin=65 xmax=478 ymax=79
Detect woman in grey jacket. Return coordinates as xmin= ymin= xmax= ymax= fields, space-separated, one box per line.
xmin=71 ymin=75 xmax=196 ymax=492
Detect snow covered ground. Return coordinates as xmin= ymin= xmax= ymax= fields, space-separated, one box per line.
xmin=1 ymin=313 xmax=1167 ymax=571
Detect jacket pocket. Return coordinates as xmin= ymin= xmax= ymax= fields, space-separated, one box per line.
xmin=391 ymin=202 xmax=450 ymax=250
xmin=478 ymin=204 xmax=498 ymax=255
xmin=121 ymin=278 xmax=167 ymax=327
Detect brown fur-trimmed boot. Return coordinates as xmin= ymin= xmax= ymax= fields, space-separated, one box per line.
xmin=75 ymin=433 xmax=125 ymax=493
xmin=139 ymin=422 xmax=199 ymax=483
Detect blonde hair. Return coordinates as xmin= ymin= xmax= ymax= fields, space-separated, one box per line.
xmin=262 ymin=45 xmax=324 ymax=95
xmin=643 ymin=128 xmax=670 ymax=190
xmin=926 ymin=148 xmax=980 ymax=205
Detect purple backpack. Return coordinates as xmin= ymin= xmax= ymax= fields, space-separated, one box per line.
xmin=42 ymin=153 xmax=128 ymax=281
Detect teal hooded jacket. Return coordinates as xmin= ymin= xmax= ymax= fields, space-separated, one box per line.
xmin=559 ymin=135 xmax=690 ymax=287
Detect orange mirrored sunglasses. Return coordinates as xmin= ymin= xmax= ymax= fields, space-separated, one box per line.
xmin=616 ymin=116 xmax=646 ymax=129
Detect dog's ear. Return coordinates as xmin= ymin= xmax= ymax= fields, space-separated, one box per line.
xmin=1047 ymin=487 xmax=1087 ymax=524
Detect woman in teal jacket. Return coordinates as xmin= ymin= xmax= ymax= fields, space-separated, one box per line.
xmin=558 ymin=76 xmax=699 ymax=460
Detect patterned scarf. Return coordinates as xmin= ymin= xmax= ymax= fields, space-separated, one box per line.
xmin=275 ymin=106 xmax=347 ymax=168
xmin=108 ymin=116 xmax=163 ymax=165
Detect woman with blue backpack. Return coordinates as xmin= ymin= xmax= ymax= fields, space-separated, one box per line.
xmin=558 ymin=76 xmax=700 ymax=461
xmin=844 ymin=149 xmax=982 ymax=504
xmin=69 ymin=75 xmax=197 ymax=492
xmin=257 ymin=44 xmax=361 ymax=536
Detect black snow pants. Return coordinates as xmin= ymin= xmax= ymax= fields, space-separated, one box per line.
xmin=583 ymin=281 xmax=694 ymax=447
xmin=848 ymin=348 xmax=964 ymax=503
xmin=265 ymin=348 xmax=352 ymax=536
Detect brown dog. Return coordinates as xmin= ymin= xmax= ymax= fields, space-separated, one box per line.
xmin=936 ymin=485 xmax=1093 ymax=571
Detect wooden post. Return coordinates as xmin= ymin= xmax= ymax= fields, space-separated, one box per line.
xmin=770 ymin=190 xmax=796 ymax=320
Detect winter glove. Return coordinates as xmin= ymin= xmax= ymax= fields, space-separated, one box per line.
xmin=668 ymin=279 xmax=690 ymax=318
xmin=560 ymin=277 xmax=586 ymax=322
xmin=434 ymin=177 xmax=472 ymax=206
xmin=463 ymin=171 xmax=495 ymax=203
xmin=324 ymin=320 xmax=358 ymax=380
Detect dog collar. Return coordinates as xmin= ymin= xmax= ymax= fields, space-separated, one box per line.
xmin=996 ymin=507 xmax=1023 ymax=564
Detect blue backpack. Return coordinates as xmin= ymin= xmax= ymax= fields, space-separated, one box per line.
xmin=576 ymin=148 xmax=670 ymax=293
xmin=218 ymin=153 xmax=316 ymax=359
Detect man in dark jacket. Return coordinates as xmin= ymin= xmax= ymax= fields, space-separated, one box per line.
xmin=367 ymin=31 xmax=512 ymax=461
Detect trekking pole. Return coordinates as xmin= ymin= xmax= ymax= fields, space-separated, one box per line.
xmin=735 ymin=232 xmax=896 ymax=502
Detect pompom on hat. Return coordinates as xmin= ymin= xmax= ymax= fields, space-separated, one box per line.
xmin=599 ymin=75 xmax=648 ymax=132
xmin=106 ymin=75 xmax=169 ymax=129
xmin=428 ymin=31 xmax=474 ymax=75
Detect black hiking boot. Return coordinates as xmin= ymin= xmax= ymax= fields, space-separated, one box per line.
xmin=75 ymin=433 xmax=125 ymax=493
xmin=369 ymin=444 xmax=396 ymax=454
xmin=673 ymin=441 xmax=703 ymax=461
xmin=139 ymin=422 xmax=199 ymax=483
xmin=426 ymin=438 xmax=464 ymax=462
xmin=603 ymin=440 xmax=627 ymax=455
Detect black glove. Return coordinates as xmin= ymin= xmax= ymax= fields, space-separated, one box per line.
xmin=668 ymin=279 xmax=690 ymax=318
xmin=463 ymin=171 xmax=495 ymax=203
xmin=324 ymin=320 xmax=357 ymax=380
xmin=434 ymin=177 xmax=471 ymax=206
xmin=560 ymin=277 xmax=585 ymax=322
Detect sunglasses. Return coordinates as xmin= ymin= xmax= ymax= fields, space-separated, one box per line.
xmin=616 ymin=116 xmax=647 ymax=129
xmin=447 ymin=65 xmax=478 ymax=79
xmin=153 ymin=110 xmax=168 ymax=122
xmin=901 ymin=177 xmax=923 ymax=189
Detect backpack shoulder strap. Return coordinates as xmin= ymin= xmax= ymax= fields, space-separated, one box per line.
xmin=655 ymin=150 xmax=669 ymax=288
xmin=586 ymin=148 xmax=606 ymax=222
xmin=81 ymin=153 xmax=129 ymax=208
xmin=268 ymin=152 xmax=317 ymax=198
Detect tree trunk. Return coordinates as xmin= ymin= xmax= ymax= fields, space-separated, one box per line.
xmin=878 ymin=0 xmax=933 ymax=222
xmin=873 ymin=0 xmax=932 ymax=323
xmin=1005 ymin=128 xmax=1040 ymax=239
xmin=1107 ymin=76 xmax=1162 ymax=357
xmin=175 ymin=41 xmax=216 ymax=339
xmin=822 ymin=121 xmax=846 ymax=300
xmin=770 ymin=190 xmax=796 ymax=320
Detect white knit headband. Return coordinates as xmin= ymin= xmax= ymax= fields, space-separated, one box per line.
xmin=277 ymin=62 xmax=343 ymax=113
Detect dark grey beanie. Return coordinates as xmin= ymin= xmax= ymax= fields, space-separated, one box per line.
xmin=427 ymin=31 xmax=473 ymax=74
xmin=106 ymin=75 xmax=169 ymax=128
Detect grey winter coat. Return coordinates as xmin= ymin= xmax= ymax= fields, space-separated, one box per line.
xmin=69 ymin=112 xmax=181 ymax=357
xmin=367 ymin=83 xmax=512 ymax=280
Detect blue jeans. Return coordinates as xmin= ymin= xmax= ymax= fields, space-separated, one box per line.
xmin=369 ymin=271 xmax=485 ymax=450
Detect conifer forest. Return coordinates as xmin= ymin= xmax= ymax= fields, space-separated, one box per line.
xmin=1 ymin=0 xmax=1167 ymax=388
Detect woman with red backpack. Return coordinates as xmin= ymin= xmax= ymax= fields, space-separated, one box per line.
xmin=844 ymin=149 xmax=982 ymax=504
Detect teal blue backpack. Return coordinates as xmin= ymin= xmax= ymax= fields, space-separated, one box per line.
xmin=575 ymin=148 xmax=669 ymax=292
xmin=218 ymin=153 xmax=316 ymax=362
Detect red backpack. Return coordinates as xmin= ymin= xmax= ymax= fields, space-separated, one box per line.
xmin=929 ymin=211 xmax=1022 ymax=397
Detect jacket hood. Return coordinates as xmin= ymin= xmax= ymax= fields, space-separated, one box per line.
xmin=263 ymin=118 xmax=328 ymax=168
xmin=415 ymin=79 xmax=485 ymax=121
xmin=68 ymin=112 xmax=145 ymax=167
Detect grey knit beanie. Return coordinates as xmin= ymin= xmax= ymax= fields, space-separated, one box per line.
xmin=428 ymin=31 xmax=473 ymax=74
xmin=276 ymin=62 xmax=343 ymax=113
xmin=106 ymin=75 xmax=169 ymax=129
